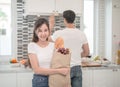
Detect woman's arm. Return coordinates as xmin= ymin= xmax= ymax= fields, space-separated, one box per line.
xmin=28 ymin=53 xmax=69 ymax=76
xmin=49 ymin=14 xmax=55 ymax=33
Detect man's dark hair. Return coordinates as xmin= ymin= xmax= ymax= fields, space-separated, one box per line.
xmin=63 ymin=10 xmax=76 ymax=23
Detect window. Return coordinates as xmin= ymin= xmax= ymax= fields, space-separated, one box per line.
xmin=0 ymin=0 xmax=11 ymax=55
xmin=84 ymin=0 xmax=94 ymax=55
xmin=0 ymin=0 xmax=12 ymax=62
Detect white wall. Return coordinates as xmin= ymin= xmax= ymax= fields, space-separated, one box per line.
xmin=94 ymin=0 xmax=120 ymax=61
xmin=105 ymin=0 xmax=112 ymax=61
xmin=105 ymin=0 xmax=120 ymax=61
xmin=112 ymin=0 xmax=120 ymax=60
xmin=12 ymin=0 xmax=17 ymax=59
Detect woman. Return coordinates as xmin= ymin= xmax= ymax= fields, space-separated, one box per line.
xmin=28 ymin=18 xmax=69 ymax=87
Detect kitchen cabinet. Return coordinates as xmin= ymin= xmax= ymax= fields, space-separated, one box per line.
xmin=117 ymin=69 xmax=120 ymax=86
xmin=55 ymin=0 xmax=83 ymax=14
xmin=25 ymin=0 xmax=55 ymax=14
xmin=93 ymin=69 xmax=120 ymax=87
xmin=0 ymin=67 xmax=119 ymax=87
xmin=24 ymin=0 xmax=82 ymax=14
xmin=0 ymin=73 xmax=16 ymax=87
xmin=17 ymin=72 xmax=33 ymax=87
xmin=82 ymin=69 xmax=93 ymax=87
xmin=82 ymin=67 xmax=120 ymax=87
xmin=112 ymin=69 xmax=120 ymax=87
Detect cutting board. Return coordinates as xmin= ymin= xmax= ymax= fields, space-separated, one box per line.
xmin=82 ymin=62 xmax=101 ymax=67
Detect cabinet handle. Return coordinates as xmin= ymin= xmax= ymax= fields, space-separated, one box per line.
xmin=113 ymin=69 xmax=118 ymax=71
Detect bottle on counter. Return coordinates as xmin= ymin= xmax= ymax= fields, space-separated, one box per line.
xmin=116 ymin=50 xmax=120 ymax=65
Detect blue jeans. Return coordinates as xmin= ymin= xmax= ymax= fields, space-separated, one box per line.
xmin=70 ymin=65 xmax=82 ymax=87
xmin=32 ymin=74 xmax=48 ymax=87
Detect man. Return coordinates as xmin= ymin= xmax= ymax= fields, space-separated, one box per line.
xmin=50 ymin=10 xmax=89 ymax=87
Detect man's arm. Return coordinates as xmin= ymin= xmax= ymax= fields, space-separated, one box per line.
xmin=81 ymin=43 xmax=90 ymax=57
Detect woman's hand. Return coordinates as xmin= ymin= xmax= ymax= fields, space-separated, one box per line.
xmin=57 ymin=67 xmax=70 ymax=75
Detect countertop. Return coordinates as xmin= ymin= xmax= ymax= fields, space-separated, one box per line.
xmin=0 ymin=63 xmax=120 ymax=73
xmin=81 ymin=59 xmax=120 ymax=70
xmin=82 ymin=64 xmax=120 ymax=70
xmin=0 ymin=64 xmax=33 ymax=73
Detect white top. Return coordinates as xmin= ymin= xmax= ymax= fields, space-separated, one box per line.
xmin=28 ymin=42 xmax=54 ymax=68
xmin=52 ymin=28 xmax=88 ymax=67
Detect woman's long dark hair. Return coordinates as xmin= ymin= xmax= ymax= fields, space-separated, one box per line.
xmin=27 ymin=18 xmax=50 ymax=68
xmin=32 ymin=18 xmax=50 ymax=42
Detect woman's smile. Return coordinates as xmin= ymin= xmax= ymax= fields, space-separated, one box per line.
xmin=37 ymin=24 xmax=49 ymax=41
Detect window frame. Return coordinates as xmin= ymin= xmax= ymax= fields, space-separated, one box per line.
xmin=83 ymin=0 xmax=94 ymax=55
xmin=0 ymin=0 xmax=17 ymax=62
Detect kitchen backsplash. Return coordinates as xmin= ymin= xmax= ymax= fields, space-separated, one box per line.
xmin=16 ymin=0 xmax=80 ymax=60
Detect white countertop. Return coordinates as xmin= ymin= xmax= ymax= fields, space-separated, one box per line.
xmin=82 ymin=64 xmax=120 ymax=70
xmin=0 ymin=63 xmax=120 ymax=73
xmin=0 ymin=63 xmax=33 ymax=73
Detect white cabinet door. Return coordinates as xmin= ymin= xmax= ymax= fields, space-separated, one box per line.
xmin=117 ymin=69 xmax=120 ymax=87
xmin=0 ymin=73 xmax=16 ymax=87
xmin=55 ymin=0 xmax=83 ymax=14
xmin=17 ymin=72 xmax=33 ymax=87
xmin=24 ymin=0 xmax=83 ymax=14
xmin=112 ymin=69 xmax=120 ymax=87
xmin=93 ymin=69 xmax=118 ymax=87
xmin=82 ymin=69 xmax=93 ymax=87
xmin=25 ymin=0 xmax=55 ymax=14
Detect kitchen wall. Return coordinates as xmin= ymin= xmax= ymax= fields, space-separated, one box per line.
xmin=92 ymin=0 xmax=120 ymax=61
xmin=16 ymin=0 xmax=81 ymax=60
xmin=15 ymin=0 xmax=120 ymax=61
xmin=105 ymin=0 xmax=120 ymax=61
xmin=112 ymin=0 xmax=120 ymax=60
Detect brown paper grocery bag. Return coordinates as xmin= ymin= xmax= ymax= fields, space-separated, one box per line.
xmin=49 ymin=50 xmax=71 ymax=87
